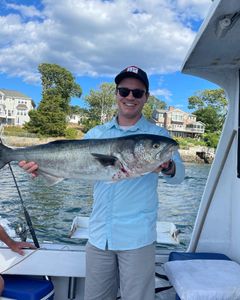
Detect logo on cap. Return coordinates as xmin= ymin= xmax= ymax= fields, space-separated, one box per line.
xmin=126 ymin=66 xmax=139 ymax=74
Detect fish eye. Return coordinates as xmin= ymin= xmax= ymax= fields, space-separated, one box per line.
xmin=153 ymin=143 xmax=160 ymax=149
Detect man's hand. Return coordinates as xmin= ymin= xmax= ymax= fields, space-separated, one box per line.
xmin=8 ymin=240 xmax=37 ymax=256
xmin=18 ymin=161 xmax=39 ymax=178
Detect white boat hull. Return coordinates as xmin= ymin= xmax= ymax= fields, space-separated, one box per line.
xmin=0 ymin=244 xmax=174 ymax=300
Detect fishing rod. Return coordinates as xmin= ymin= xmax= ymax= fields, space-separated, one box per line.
xmin=0 ymin=137 xmax=40 ymax=248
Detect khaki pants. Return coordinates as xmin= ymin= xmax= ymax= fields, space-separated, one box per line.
xmin=84 ymin=242 xmax=155 ymax=300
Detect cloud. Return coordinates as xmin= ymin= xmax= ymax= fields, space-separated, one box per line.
xmin=0 ymin=0 xmax=213 ymax=83
xmin=176 ymin=0 xmax=213 ymax=19
xmin=151 ymin=88 xmax=173 ymax=101
xmin=6 ymin=3 xmax=43 ymax=18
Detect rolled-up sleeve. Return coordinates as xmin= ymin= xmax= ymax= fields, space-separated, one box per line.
xmin=164 ymin=150 xmax=185 ymax=184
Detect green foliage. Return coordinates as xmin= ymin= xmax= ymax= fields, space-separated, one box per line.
xmin=188 ymin=89 xmax=227 ymax=111
xmin=64 ymin=128 xmax=78 ymax=139
xmin=148 ymin=95 xmax=167 ymax=110
xmin=81 ymin=118 xmax=100 ymax=133
xmin=25 ymin=93 xmax=67 ymax=136
xmin=3 ymin=126 xmax=35 ymax=137
xmin=175 ymin=135 xmax=218 ymax=150
xmin=38 ymin=63 xmax=82 ymax=113
xmin=187 ymin=88 xmax=228 ymax=148
xmin=194 ymin=107 xmax=221 ymax=132
xmin=175 ymin=137 xmax=205 ymax=149
xmin=175 ymin=137 xmax=189 ymax=149
xmin=143 ymin=95 xmax=166 ymax=120
xmin=202 ymin=132 xmax=220 ymax=148
xmin=188 ymin=88 xmax=227 ymax=133
xmin=25 ymin=63 xmax=82 ymax=137
xmin=142 ymin=103 xmax=153 ymax=119
xmin=84 ymin=83 xmax=116 ymax=126
xmin=70 ymin=105 xmax=87 ymax=115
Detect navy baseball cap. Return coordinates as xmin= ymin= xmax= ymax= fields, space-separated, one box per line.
xmin=115 ymin=66 xmax=149 ymax=92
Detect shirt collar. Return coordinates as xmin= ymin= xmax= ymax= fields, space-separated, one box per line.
xmin=105 ymin=115 xmax=149 ymax=132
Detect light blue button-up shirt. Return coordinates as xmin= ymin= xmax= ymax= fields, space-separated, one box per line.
xmin=84 ymin=116 xmax=185 ymax=250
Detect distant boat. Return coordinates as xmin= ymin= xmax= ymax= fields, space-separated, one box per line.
xmin=69 ymin=216 xmax=180 ymax=245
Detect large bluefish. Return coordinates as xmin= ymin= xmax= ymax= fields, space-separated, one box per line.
xmin=0 ymin=134 xmax=178 ymax=185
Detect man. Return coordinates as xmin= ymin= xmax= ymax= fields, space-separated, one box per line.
xmin=19 ymin=66 xmax=185 ymax=300
xmin=0 ymin=224 xmax=36 ymax=293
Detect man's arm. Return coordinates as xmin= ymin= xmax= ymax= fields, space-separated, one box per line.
xmin=0 ymin=225 xmax=36 ymax=255
xmin=163 ymin=153 xmax=185 ymax=184
xmin=155 ymin=128 xmax=185 ymax=183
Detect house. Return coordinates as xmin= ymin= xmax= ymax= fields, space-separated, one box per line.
xmin=67 ymin=114 xmax=82 ymax=124
xmin=0 ymin=89 xmax=34 ymax=126
xmin=67 ymin=113 xmax=88 ymax=125
xmin=152 ymin=106 xmax=205 ymax=138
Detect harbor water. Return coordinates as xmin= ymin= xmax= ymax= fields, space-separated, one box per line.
xmin=0 ymin=162 xmax=211 ymax=250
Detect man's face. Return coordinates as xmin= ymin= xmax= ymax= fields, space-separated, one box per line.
xmin=116 ymin=77 xmax=148 ymax=122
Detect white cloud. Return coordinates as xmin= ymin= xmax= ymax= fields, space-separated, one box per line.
xmin=176 ymin=0 xmax=213 ymax=19
xmin=0 ymin=0 xmax=213 ymax=83
xmin=6 ymin=3 xmax=43 ymax=18
xmin=151 ymin=88 xmax=173 ymax=101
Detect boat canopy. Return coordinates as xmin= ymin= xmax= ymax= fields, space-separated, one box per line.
xmin=182 ymin=0 xmax=240 ymax=258
xmin=182 ymin=0 xmax=240 ymax=88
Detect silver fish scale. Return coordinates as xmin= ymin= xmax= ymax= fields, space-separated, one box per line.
xmin=0 ymin=134 xmax=178 ymax=185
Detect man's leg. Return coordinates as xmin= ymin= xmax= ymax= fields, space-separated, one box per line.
xmin=84 ymin=242 xmax=119 ymax=300
xmin=118 ymin=243 xmax=155 ymax=300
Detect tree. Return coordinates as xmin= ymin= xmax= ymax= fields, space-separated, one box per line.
xmin=188 ymin=88 xmax=227 ymax=131
xmin=25 ymin=63 xmax=82 ymax=136
xmin=26 ymin=92 xmax=67 ymax=136
xmin=188 ymin=88 xmax=228 ymax=148
xmin=38 ymin=64 xmax=82 ymax=114
xmin=70 ymin=105 xmax=87 ymax=115
xmin=193 ymin=106 xmax=221 ymax=132
xmin=84 ymin=83 xmax=116 ymax=127
xmin=203 ymin=132 xmax=220 ymax=148
xmin=143 ymin=95 xmax=167 ymax=120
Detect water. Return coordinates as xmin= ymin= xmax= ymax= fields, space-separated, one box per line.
xmin=0 ymin=162 xmax=211 ymax=250
xmin=157 ymin=163 xmax=210 ymax=250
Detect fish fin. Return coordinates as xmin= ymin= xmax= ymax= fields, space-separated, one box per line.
xmin=38 ymin=170 xmax=64 ymax=186
xmin=91 ymin=153 xmax=118 ymax=167
xmin=0 ymin=143 xmax=10 ymax=169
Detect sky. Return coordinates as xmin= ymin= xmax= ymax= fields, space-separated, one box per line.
xmin=0 ymin=0 xmax=218 ymax=112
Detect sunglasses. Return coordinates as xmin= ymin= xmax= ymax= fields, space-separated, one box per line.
xmin=117 ymin=87 xmax=146 ymax=99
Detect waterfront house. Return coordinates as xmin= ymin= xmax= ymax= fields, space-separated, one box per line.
xmin=0 ymin=89 xmax=34 ymax=126
xmin=152 ymin=106 xmax=205 ymax=138
xmin=67 ymin=114 xmax=83 ymax=124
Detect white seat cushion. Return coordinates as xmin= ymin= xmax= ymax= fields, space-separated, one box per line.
xmin=164 ymin=259 xmax=240 ymax=300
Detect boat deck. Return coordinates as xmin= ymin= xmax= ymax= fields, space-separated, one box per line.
xmin=155 ymin=262 xmax=176 ymax=300
xmin=156 ymin=290 xmax=175 ymax=300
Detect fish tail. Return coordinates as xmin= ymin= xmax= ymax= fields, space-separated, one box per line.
xmin=0 ymin=143 xmax=10 ymax=169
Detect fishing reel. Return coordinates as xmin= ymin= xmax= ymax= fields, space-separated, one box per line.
xmin=14 ymin=223 xmax=28 ymax=242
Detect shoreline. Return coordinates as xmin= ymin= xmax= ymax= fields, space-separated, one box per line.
xmin=179 ymin=147 xmax=215 ymax=164
xmin=2 ymin=136 xmax=215 ymax=164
